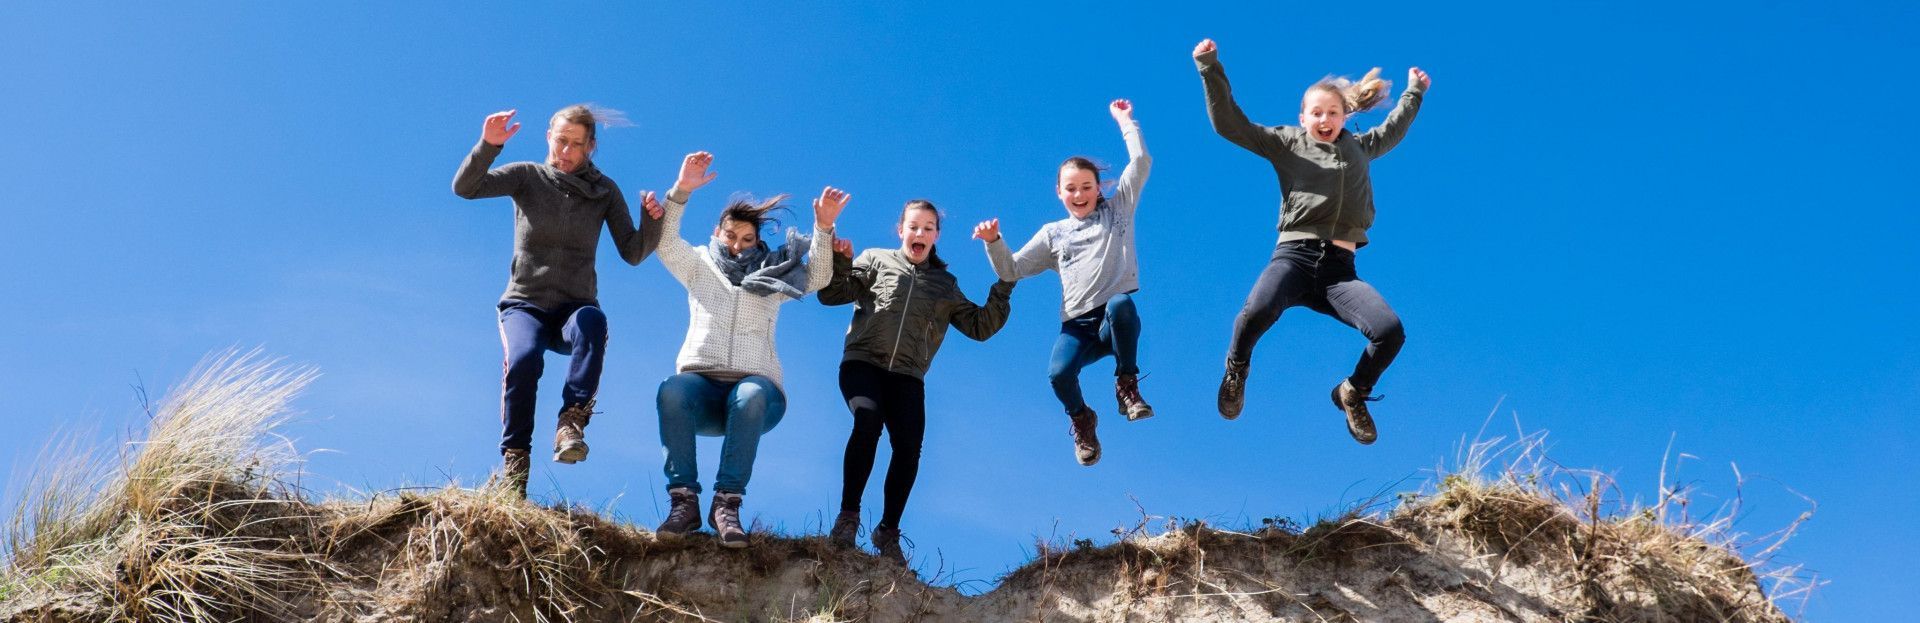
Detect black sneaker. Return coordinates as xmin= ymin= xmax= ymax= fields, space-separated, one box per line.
xmin=1218 ymin=358 xmax=1249 ymax=420
xmin=829 ymin=509 xmax=861 ymax=549
xmin=656 ymin=487 xmax=701 ymax=538
xmin=1116 ymin=373 xmax=1154 ymax=422
xmin=1068 ymin=406 xmax=1101 ymax=466
xmin=1331 ymin=380 xmax=1380 ymax=445
xmin=871 ymin=525 xmax=909 ymax=566
xmin=709 ymin=492 xmax=749 ymax=549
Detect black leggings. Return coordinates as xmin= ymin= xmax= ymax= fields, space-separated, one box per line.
xmin=838 ymin=360 xmax=927 ymax=530
xmin=1229 ymin=239 xmax=1405 ymax=391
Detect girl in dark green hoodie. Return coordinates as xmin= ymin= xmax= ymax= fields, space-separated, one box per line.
xmin=816 ymin=199 xmax=1015 ymax=564
xmin=1192 ymin=39 xmax=1430 ymax=445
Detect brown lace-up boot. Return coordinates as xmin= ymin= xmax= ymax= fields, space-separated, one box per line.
xmin=1068 ymin=406 xmax=1101 ymax=466
xmin=553 ymin=400 xmax=594 ymax=464
xmin=829 ymin=509 xmax=861 ymax=548
xmin=1217 ymin=358 xmax=1249 ymax=420
xmin=656 ymin=487 xmax=701 ymax=538
xmin=496 ymin=448 xmax=530 ymax=500
xmin=1331 ymin=379 xmax=1380 ymax=445
xmin=1115 ymin=373 xmax=1154 ymax=421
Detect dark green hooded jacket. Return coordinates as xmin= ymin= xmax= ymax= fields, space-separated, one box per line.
xmin=818 ymin=248 xmax=1014 ymax=379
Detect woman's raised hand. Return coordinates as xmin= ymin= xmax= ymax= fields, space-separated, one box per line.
xmin=834 ymin=237 xmax=854 ymax=259
xmin=813 ymin=186 xmax=851 ymax=228
xmin=971 ymin=218 xmax=1001 ymax=244
xmin=639 ymin=190 xmax=664 ymax=219
xmin=1192 ymin=39 xmax=1217 ymax=60
xmin=674 ymin=152 xmax=717 ymax=195
xmin=482 ymin=110 xmax=520 ymax=146
xmin=1408 ymin=67 xmax=1431 ymax=91
xmin=1109 ymin=99 xmax=1135 ymax=125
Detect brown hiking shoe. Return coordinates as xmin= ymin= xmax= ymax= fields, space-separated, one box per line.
xmin=656 ymin=487 xmax=701 ymax=538
xmin=1331 ymin=380 xmax=1380 ymax=445
xmin=553 ymin=400 xmax=594 ymax=464
xmin=829 ymin=510 xmax=861 ymax=548
xmin=1218 ymin=358 xmax=1249 ymax=420
xmin=1068 ymin=406 xmax=1101 ymax=466
xmin=709 ymin=492 xmax=749 ymax=548
xmin=497 ymin=448 xmax=530 ymax=500
xmin=1116 ymin=374 xmax=1154 ymax=422
xmin=871 ymin=525 xmax=909 ymax=565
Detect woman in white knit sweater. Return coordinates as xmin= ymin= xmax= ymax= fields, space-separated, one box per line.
xmin=637 ymin=152 xmax=847 ymax=548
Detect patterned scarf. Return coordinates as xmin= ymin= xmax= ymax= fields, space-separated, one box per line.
xmin=705 ymin=228 xmax=813 ymax=299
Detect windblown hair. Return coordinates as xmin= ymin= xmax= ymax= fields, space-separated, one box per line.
xmin=900 ymin=199 xmax=947 ymax=268
xmin=718 ymin=194 xmax=791 ymax=237
xmin=548 ymin=103 xmax=632 ymax=141
xmin=1306 ymin=68 xmax=1391 ymax=113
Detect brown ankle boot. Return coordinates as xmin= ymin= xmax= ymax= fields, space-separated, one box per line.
xmin=1115 ymin=373 xmax=1154 ymax=421
xmin=1331 ymin=380 xmax=1380 ymax=445
xmin=498 ymin=448 xmax=530 ymax=500
xmin=553 ymin=400 xmax=594 ymax=464
xmin=1068 ymin=406 xmax=1101 ymax=466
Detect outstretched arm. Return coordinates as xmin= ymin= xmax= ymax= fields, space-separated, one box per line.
xmin=452 ymin=109 xmax=529 ymax=199
xmin=1358 ymin=67 xmax=1430 ymax=159
xmin=947 ymin=279 xmax=1016 ymax=341
xmin=655 ymin=152 xmax=720 ymax=286
xmin=977 ymin=219 xmax=1055 ymax=283
xmin=816 ymin=243 xmax=869 ymax=307
xmin=1192 ymin=40 xmax=1291 ymax=159
xmin=1107 ymin=99 xmax=1152 ymax=216
xmin=803 ymin=186 xmax=850 ymax=294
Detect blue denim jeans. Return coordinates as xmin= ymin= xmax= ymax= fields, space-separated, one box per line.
xmin=497 ymin=299 xmax=608 ymax=452
xmin=657 ymin=372 xmax=788 ymax=495
xmin=1228 ymin=239 xmax=1404 ymax=392
xmin=1047 ymin=293 xmax=1142 ymax=414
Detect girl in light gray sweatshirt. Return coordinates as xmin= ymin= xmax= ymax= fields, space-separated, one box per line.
xmin=977 ymin=100 xmax=1153 ymax=468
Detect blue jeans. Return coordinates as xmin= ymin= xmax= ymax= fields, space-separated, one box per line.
xmin=497 ymin=299 xmax=607 ymax=452
xmin=1047 ymin=293 xmax=1142 ymax=414
xmin=657 ymin=373 xmax=788 ymax=495
xmin=1228 ymin=239 xmax=1404 ymax=391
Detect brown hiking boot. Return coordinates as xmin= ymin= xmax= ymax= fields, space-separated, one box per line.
xmin=1218 ymin=358 xmax=1249 ymax=420
xmin=656 ymin=487 xmax=701 ymax=538
xmin=1068 ymin=406 xmax=1101 ymax=466
xmin=553 ymin=400 xmax=594 ymax=464
xmin=871 ymin=525 xmax=909 ymax=565
xmin=497 ymin=448 xmax=530 ymax=500
xmin=1116 ymin=374 xmax=1154 ymax=422
xmin=1331 ymin=380 xmax=1380 ymax=445
xmin=709 ymin=492 xmax=749 ymax=548
xmin=829 ymin=509 xmax=861 ymax=548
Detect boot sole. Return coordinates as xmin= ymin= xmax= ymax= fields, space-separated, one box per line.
xmin=1124 ymin=405 xmax=1155 ymax=422
xmin=553 ymin=442 xmax=589 ymax=464
xmin=719 ymin=536 xmax=749 ymax=549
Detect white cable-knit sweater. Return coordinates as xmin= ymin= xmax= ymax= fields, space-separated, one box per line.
xmin=656 ymin=190 xmax=833 ymax=389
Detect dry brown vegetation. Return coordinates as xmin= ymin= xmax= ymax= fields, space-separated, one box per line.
xmin=2 ymin=354 xmax=1810 ymax=622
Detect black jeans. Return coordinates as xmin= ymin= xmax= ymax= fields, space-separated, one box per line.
xmin=838 ymin=360 xmax=927 ymax=530
xmin=1228 ymin=239 xmax=1405 ymax=391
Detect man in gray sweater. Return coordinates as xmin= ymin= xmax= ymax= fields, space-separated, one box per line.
xmin=452 ymin=105 xmax=663 ymax=499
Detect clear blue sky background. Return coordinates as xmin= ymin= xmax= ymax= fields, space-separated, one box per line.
xmin=2 ymin=2 xmax=1914 ymax=619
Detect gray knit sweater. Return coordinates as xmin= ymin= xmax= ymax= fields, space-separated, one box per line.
xmin=985 ymin=121 xmax=1150 ymax=321
xmin=452 ymin=140 xmax=663 ymax=309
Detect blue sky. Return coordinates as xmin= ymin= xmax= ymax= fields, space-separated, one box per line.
xmin=2 ymin=1 xmax=1914 ymax=618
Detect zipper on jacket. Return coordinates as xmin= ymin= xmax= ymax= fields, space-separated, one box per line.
xmin=886 ymin=264 xmax=919 ymax=370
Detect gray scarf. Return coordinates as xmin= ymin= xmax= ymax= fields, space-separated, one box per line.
xmin=705 ymin=228 xmax=813 ymax=299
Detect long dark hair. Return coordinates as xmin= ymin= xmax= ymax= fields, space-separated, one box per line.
xmin=900 ymin=199 xmax=947 ymax=269
xmin=717 ymin=194 xmax=791 ymax=241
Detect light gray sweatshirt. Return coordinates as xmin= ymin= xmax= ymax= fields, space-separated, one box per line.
xmin=985 ymin=121 xmax=1150 ymax=321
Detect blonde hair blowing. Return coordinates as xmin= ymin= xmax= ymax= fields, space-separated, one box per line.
xmin=1308 ymin=68 xmax=1391 ymax=114
xmin=548 ymin=103 xmax=633 ymax=141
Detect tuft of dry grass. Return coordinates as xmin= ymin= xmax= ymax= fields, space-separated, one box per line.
xmin=3 ymin=349 xmax=328 ymax=623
